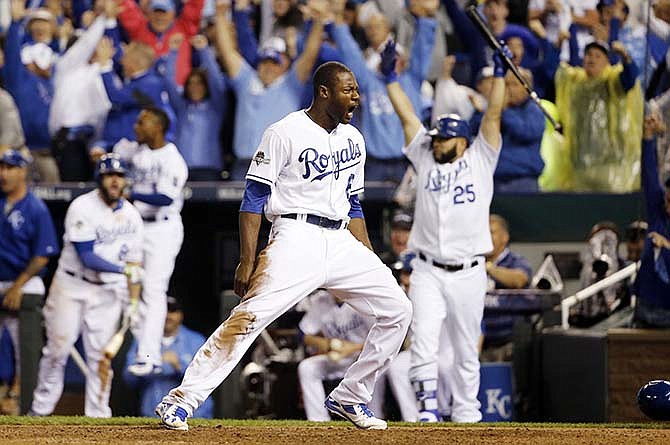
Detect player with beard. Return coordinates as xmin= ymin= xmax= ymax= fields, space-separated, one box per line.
xmin=30 ymin=154 xmax=144 ymax=417
xmin=382 ymin=39 xmax=508 ymax=423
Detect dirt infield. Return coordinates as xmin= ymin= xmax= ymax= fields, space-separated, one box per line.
xmin=2 ymin=424 xmax=670 ymax=445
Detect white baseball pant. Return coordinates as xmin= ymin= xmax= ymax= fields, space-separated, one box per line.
xmin=162 ymin=217 xmax=412 ymax=416
xmin=31 ymin=271 xmax=123 ymax=417
xmin=298 ymin=354 xmax=358 ymax=421
xmin=409 ymin=258 xmax=486 ymax=423
xmin=133 ymin=218 xmax=183 ymax=367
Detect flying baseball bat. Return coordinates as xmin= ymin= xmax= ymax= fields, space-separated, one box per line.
xmin=465 ymin=5 xmax=562 ymax=132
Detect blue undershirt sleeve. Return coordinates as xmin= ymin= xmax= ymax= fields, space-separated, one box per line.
xmin=130 ymin=192 xmax=174 ymax=206
xmin=348 ymin=194 xmax=364 ymax=219
xmin=73 ymin=241 xmax=124 ymax=274
xmin=240 ymin=179 xmax=272 ymax=214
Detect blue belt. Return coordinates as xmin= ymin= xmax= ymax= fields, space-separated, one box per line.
xmin=418 ymin=252 xmax=478 ymax=272
xmin=281 ymin=213 xmax=347 ymax=230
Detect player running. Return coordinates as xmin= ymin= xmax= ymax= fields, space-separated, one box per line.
xmin=30 ymin=154 xmax=143 ymax=417
xmin=156 ymin=61 xmax=412 ymax=431
xmin=381 ymin=39 xmax=509 ymax=422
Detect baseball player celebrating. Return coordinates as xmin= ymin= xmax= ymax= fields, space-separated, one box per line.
xmin=0 ymin=150 xmax=59 ymax=405
xmin=382 ymin=39 xmax=508 ymax=422
xmin=114 ymin=106 xmax=188 ymax=377
xmin=156 ymin=61 xmax=412 ymax=431
xmin=297 ymin=290 xmax=375 ymax=421
xmin=30 ymin=154 xmax=144 ymax=417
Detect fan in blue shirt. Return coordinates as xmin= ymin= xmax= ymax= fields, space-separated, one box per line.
xmin=164 ymin=34 xmax=229 ymax=181
xmin=482 ymin=215 xmax=533 ymax=357
xmin=211 ymin=1 xmax=325 ymax=178
xmin=634 ymin=114 xmax=670 ymax=328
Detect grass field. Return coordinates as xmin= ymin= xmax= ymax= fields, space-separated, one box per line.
xmin=1 ymin=416 xmax=669 ymax=445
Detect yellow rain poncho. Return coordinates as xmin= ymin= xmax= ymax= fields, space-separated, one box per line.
xmin=555 ymin=63 xmax=643 ymax=192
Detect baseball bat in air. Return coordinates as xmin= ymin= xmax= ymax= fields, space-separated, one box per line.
xmin=465 ymin=5 xmax=562 ymax=132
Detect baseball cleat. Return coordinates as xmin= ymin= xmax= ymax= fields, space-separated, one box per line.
xmin=324 ymin=396 xmax=387 ymax=430
xmin=127 ymin=361 xmax=162 ymax=377
xmin=419 ymin=409 xmax=442 ymax=422
xmin=156 ymin=402 xmax=189 ymax=431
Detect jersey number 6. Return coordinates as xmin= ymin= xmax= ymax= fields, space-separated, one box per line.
xmin=453 ymin=184 xmax=476 ymax=204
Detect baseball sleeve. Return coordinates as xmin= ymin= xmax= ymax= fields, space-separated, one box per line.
xmin=349 ymin=134 xmax=366 ymax=196
xmin=65 ymin=201 xmax=96 ymax=243
xmin=402 ymin=125 xmax=431 ymax=167
xmin=470 ymin=131 xmax=501 ymax=176
xmin=246 ymin=128 xmax=289 ymax=186
xmin=155 ymin=152 xmax=188 ymax=200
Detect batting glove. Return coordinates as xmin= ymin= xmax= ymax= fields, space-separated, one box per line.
xmin=493 ymin=42 xmax=513 ymax=78
xmin=380 ymin=39 xmax=398 ymax=84
xmin=123 ymin=264 xmax=144 ymax=285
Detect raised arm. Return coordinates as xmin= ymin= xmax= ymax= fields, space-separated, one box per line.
xmin=381 ymin=40 xmax=422 ymax=145
xmin=479 ymin=44 xmax=510 ymax=149
xmin=164 ymin=34 xmax=187 ymax=114
xmin=118 ymin=0 xmax=149 ymax=40
xmin=57 ymin=15 xmax=106 ymax=72
xmin=176 ymin=0 xmax=205 ymax=36
xmin=293 ymin=0 xmax=328 ymax=84
xmin=232 ymin=2 xmax=259 ymax=67
xmin=193 ymin=35 xmax=227 ymax=100
xmin=213 ymin=0 xmax=243 ymax=78
xmin=407 ymin=1 xmax=438 ymax=82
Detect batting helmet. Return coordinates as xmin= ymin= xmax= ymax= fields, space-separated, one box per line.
xmin=95 ymin=153 xmax=128 ymax=181
xmin=637 ymin=380 xmax=670 ymax=421
xmin=428 ymin=114 xmax=471 ymax=144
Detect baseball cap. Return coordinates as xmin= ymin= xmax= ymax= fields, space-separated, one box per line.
xmin=167 ymin=296 xmax=182 ymax=312
xmin=597 ymin=0 xmax=615 ymax=9
xmin=27 ymin=8 xmax=54 ymax=24
xmin=0 ymin=150 xmax=31 ymax=168
xmin=20 ymin=42 xmax=56 ymax=70
xmin=391 ymin=210 xmax=413 ymax=231
xmin=258 ymin=37 xmax=287 ymax=64
xmin=624 ymin=220 xmax=648 ymax=241
xmin=585 ymin=39 xmax=610 ymax=56
xmin=150 ymin=0 xmax=175 ymax=12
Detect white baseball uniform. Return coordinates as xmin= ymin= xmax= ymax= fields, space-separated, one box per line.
xmin=31 ymin=190 xmax=143 ymax=417
xmin=405 ymin=125 xmax=499 ymax=423
xmin=114 ymin=139 xmax=188 ymax=368
xmin=161 ymin=110 xmax=411 ymax=416
xmin=298 ymin=290 xmax=375 ymax=421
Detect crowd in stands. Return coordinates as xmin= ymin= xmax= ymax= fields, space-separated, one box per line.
xmin=0 ymin=0 xmax=668 ymax=191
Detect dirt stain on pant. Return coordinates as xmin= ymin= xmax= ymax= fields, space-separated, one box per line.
xmin=243 ymin=242 xmax=273 ymax=301
xmin=213 ymin=311 xmax=257 ymax=359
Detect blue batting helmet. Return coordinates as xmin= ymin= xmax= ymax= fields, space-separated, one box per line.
xmin=637 ymin=380 xmax=670 ymax=421
xmin=95 ymin=153 xmax=128 ymax=181
xmin=428 ymin=114 xmax=471 ymax=144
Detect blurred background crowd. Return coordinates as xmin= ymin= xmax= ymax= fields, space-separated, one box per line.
xmin=0 ymin=0 xmax=669 ymax=191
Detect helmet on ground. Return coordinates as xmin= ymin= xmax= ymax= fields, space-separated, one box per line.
xmin=428 ymin=114 xmax=471 ymax=144
xmin=637 ymin=380 xmax=670 ymax=421
xmin=96 ymin=153 xmax=128 ymax=181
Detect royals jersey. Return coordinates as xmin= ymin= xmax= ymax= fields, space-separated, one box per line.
xmin=114 ymin=140 xmax=188 ymax=221
xmin=246 ymin=110 xmax=366 ymax=222
xmin=299 ymin=290 xmax=373 ymax=345
xmin=57 ymin=190 xmax=144 ymax=284
xmin=0 ymin=191 xmax=59 ymax=293
xmin=405 ymin=126 xmax=500 ymax=263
